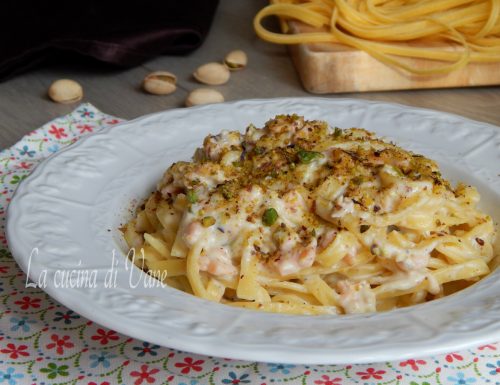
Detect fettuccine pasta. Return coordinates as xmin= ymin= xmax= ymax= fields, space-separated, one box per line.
xmin=122 ymin=115 xmax=496 ymax=315
xmin=254 ymin=0 xmax=500 ymax=74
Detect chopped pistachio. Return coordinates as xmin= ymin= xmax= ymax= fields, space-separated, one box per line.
xmin=220 ymin=184 xmax=234 ymax=200
xmin=202 ymin=216 xmax=216 ymax=227
xmin=262 ymin=208 xmax=278 ymax=226
xmin=297 ymin=149 xmax=323 ymax=164
xmin=186 ymin=190 xmax=197 ymax=203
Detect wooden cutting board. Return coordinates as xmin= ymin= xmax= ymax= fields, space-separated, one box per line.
xmin=288 ymin=22 xmax=500 ymax=93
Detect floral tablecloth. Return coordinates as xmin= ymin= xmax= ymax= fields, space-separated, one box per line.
xmin=0 ymin=104 xmax=498 ymax=385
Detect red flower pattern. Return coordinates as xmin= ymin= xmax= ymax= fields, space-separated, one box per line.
xmin=88 ymin=382 xmax=110 ymax=385
xmin=174 ymin=357 xmax=205 ymax=374
xmin=15 ymin=162 xmax=32 ymax=170
xmin=91 ymin=328 xmax=120 ymax=345
xmin=314 ymin=375 xmax=342 ymax=385
xmin=0 ymin=266 xmax=8 ymax=273
xmin=479 ymin=344 xmax=497 ymax=350
xmin=1 ymin=343 xmax=29 ymax=359
xmin=77 ymin=124 xmax=93 ymax=133
xmin=48 ymin=125 xmax=68 ymax=139
xmin=130 ymin=364 xmax=159 ymax=385
xmin=445 ymin=353 xmax=463 ymax=362
xmin=14 ymin=296 xmax=41 ymax=310
xmin=46 ymin=334 xmax=74 ymax=355
xmin=356 ymin=368 xmax=386 ymax=380
xmin=400 ymin=359 xmax=426 ymax=371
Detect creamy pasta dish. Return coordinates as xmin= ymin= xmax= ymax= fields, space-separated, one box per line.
xmin=122 ymin=115 xmax=496 ymax=315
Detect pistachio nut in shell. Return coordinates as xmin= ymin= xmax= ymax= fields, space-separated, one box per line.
xmin=143 ymin=71 xmax=177 ymax=95
xmin=186 ymin=88 xmax=224 ymax=107
xmin=224 ymin=50 xmax=247 ymax=70
xmin=193 ymin=62 xmax=230 ymax=85
xmin=48 ymin=79 xmax=83 ymax=104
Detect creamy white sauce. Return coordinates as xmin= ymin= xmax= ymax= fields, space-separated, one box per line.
xmin=338 ymin=280 xmax=376 ymax=314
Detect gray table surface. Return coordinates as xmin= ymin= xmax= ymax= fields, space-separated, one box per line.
xmin=0 ymin=0 xmax=499 ymax=149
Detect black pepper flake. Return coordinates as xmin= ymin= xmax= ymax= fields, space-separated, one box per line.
xmin=475 ymin=238 xmax=485 ymax=246
xmin=352 ymin=198 xmax=364 ymax=208
xmin=373 ymin=205 xmax=381 ymax=212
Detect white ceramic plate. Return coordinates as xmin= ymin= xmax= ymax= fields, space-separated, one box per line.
xmin=7 ymin=98 xmax=500 ymax=364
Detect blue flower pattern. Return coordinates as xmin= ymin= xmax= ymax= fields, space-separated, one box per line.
xmin=47 ymin=144 xmax=59 ymax=153
xmin=9 ymin=317 xmax=36 ymax=332
xmin=89 ymin=351 xmax=116 ymax=368
xmin=132 ymin=342 xmax=160 ymax=357
xmin=78 ymin=108 xmax=95 ymax=118
xmin=17 ymin=146 xmax=35 ymax=158
xmin=178 ymin=381 xmax=199 ymax=385
xmin=222 ymin=371 xmax=251 ymax=384
xmin=53 ymin=310 xmax=80 ymax=324
xmin=447 ymin=372 xmax=477 ymax=385
xmin=267 ymin=363 xmax=296 ymax=374
xmin=486 ymin=360 xmax=500 ymax=375
xmin=0 ymin=368 xmax=23 ymax=385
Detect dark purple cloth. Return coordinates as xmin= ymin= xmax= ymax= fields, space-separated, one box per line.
xmin=1 ymin=0 xmax=219 ymax=81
